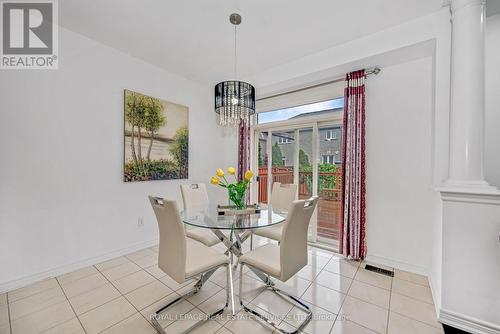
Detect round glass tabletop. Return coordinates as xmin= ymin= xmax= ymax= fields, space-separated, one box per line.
xmin=180 ymin=206 xmax=286 ymax=230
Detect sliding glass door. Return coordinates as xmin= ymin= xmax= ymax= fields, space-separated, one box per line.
xmin=252 ymin=118 xmax=343 ymax=247
xmin=256 ymin=131 xmax=270 ymax=204
xmin=254 ymin=127 xmax=318 ymax=242
xmin=316 ymin=125 xmax=343 ymax=243
xmin=270 ymin=131 xmax=295 ymax=188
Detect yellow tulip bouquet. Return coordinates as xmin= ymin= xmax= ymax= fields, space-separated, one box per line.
xmin=211 ymin=167 xmax=254 ymax=210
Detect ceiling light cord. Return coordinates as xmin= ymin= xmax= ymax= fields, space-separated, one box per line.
xmin=234 ymin=22 xmax=237 ymax=79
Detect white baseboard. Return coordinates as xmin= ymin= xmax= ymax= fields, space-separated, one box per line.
xmin=439 ymin=308 xmax=500 ymax=334
xmin=364 ymin=253 xmax=427 ymax=276
xmin=427 ymin=275 xmax=441 ymax=317
xmin=0 ymin=238 xmax=159 ymax=293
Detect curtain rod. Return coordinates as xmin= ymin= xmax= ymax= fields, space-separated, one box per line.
xmin=256 ymin=67 xmax=381 ymax=102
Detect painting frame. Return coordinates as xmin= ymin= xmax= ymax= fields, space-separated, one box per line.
xmin=123 ymin=89 xmax=189 ymax=182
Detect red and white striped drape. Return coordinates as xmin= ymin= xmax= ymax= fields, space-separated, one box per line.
xmin=340 ymin=69 xmax=366 ymax=260
xmin=237 ymin=119 xmax=251 ymax=183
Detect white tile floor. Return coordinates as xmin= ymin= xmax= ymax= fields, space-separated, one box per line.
xmin=0 ymin=236 xmax=444 ymax=334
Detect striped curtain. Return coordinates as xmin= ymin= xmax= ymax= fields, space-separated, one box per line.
xmin=340 ymin=70 xmax=366 ymax=260
xmin=237 ymin=119 xmax=251 ymax=183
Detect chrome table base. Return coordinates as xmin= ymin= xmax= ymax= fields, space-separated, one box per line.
xmin=212 ymin=229 xmax=275 ymax=286
xmin=152 ymin=228 xmax=290 ymax=333
xmin=239 ymin=263 xmax=313 ymax=334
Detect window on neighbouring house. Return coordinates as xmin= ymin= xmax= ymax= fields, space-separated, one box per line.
xmin=321 ymin=155 xmax=335 ymax=164
xmin=326 ymin=129 xmax=336 ymax=140
xmin=278 ymin=136 xmax=293 ymax=144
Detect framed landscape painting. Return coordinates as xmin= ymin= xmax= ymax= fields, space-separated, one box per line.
xmin=124 ymin=89 xmax=189 ymax=182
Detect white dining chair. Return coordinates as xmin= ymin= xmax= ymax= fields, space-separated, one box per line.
xmin=180 ymin=183 xmax=221 ymax=247
xmin=149 ymin=196 xmax=234 ymax=334
xmin=239 ymin=197 xmax=318 ymax=334
xmin=252 ymin=182 xmax=298 ymax=249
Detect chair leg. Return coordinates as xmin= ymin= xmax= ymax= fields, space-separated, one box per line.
xmin=227 ymin=263 xmax=235 ymax=315
xmin=250 ymin=232 xmax=253 ymax=250
xmin=238 ymin=264 xmax=312 ymax=334
xmin=152 ymin=266 xmax=228 ymax=334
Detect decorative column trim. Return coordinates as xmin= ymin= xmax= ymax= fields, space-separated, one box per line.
xmin=436 ymin=186 xmax=500 ymax=205
xmin=445 ymin=0 xmax=495 ymax=190
xmin=439 ymin=308 xmax=500 ymax=334
xmin=450 ymin=0 xmax=485 ymax=12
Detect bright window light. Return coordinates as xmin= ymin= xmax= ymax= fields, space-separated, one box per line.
xmin=257 ymin=98 xmax=344 ymax=124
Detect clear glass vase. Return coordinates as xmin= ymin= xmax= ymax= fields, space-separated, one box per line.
xmin=227 ymin=185 xmax=247 ymax=210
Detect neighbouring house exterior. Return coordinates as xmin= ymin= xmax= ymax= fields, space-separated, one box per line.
xmin=258 ymin=108 xmax=343 ymax=167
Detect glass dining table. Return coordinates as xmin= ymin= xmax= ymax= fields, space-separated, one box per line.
xmin=180 ymin=206 xmax=287 ymax=314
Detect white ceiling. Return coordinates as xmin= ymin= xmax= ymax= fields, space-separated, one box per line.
xmin=59 ymin=0 xmax=447 ymax=85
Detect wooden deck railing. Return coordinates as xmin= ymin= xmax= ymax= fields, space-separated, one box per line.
xmin=258 ymin=166 xmax=342 ymax=203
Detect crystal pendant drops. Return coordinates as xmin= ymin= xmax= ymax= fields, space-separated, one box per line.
xmin=215 ymin=80 xmax=255 ymax=126
xmin=214 ymin=13 xmax=255 ymax=127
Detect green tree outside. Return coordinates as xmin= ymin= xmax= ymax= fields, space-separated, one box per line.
xmin=299 ymin=149 xmax=310 ymax=170
xmin=272 ymin=142 xmax=284 ymax=166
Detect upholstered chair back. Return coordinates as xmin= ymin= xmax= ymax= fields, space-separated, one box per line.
xmin=270 ymin=182 xmax=298 ymax=212
xmin=279 ymin=197 xmax=318 ymax=282
xmin=149 ymin=196 xmax=187 ymax=283
xmin=180 ymin=183 xmax=209 ymax=210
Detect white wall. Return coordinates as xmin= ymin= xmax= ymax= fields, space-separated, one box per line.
xmin=485 ymin=14 xmax=500 ymax=187
xmin=0 ymin=27 xmax=231 ymax=291
xmin=364 ymin=57 xmax=435 ymax=274
xmin=244 ymin=10 xmax=451 ymax=278
xmin=440 ymin=193 xmax=500 ymax=331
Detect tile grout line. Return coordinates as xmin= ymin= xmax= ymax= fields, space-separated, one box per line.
xmin=5 ymin=286 xmax=72 ymax=326
xmin=392 ymin=275 xmax=431 ymax=288
xmin=5 ymin=245 xmax=439 ymax=334
xmin=94 ymin=250 xmax=155 ymax=279
xmin=6 ymin=247 xmax=210 ymax=332
xmin=328 ymin=259 xmax=360 ymax=334
xmin=64 ymin=258 xmax=159 ymax=332
xmin=385 ymin=274 xmax=394 ymax=334
xmin=351 ymin=275 xmax=392 ymax=291
xmin=333 ymin=261 xmax=396 ymax=334
xmin=95 ymin=256 xmax=134 ymax=273
xmin=276 ymin=252 xmax=335 ymax=333
xmin=145 ymin=249 xmax=434 ymax=333
xmin=324 ymin=256 xmax=348 ymax=333
xmin=6 ymin=292 xmax=12 ymax=334
xmin=5 ymin=278 xmax=59 ymax=305
xmin=389 ymin=309 xmax=443 ymax=331
xmin=62 ymin=274 xmax=110 ymax=301
xmin=58 ymin=248 xmax=186 ymax=322
xmin=285 ymin=253 xmax=353 ymax=333
xmin=95 ymin=257 xmax=167 ymax=333
xmin=55 ymin=275 xmax=88 ymax=334
xmin=100 ymin=260 xmax=146 ymax=284
xmin=92 ymin=268 xmax=152 ymax=333
xmin=390 ymin=290 xmax=435 ymax=306
xmin=65 ymin=267 xmax=125 ymax=320
xmin=162 ymin=248 xmax=333 ymax=333
xmin=97 ymin=248 xmax=209 ymax=333
xmin=343 ymin=262 xmax=396 ymax=311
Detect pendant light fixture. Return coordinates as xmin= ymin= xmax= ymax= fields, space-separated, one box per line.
xmin=215 ymin=13 xmax=255 ymax=126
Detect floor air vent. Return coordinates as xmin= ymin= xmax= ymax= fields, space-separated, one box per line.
xmin=364 ymin=264 xmax=394 ymax=277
